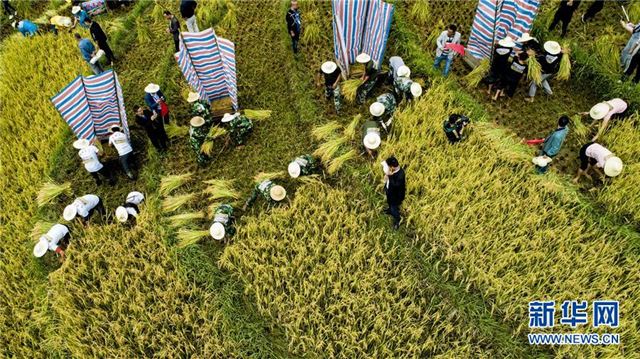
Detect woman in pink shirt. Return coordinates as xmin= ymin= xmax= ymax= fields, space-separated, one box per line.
xmin=581 ymin=98 xmax=627 ymax=141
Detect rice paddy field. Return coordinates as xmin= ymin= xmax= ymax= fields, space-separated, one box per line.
xmin=1 ymin=0 xmax=639 ymax=357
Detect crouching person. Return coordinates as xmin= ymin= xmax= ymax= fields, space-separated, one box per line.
xmin=209 ymin=204 xmax=235 ymax=241
xmin=108 ymin=125 xmax=135 ymax=180
xmin=321 ymin=61 xmax=342 ymax=113
xmin=64 ymin=194 xmax=105 ymax=225
xmin=527 ymin=115 xmax=569 ymax=173
xmin=73 ymin=139 xmax=114 ymax=185
xmin=362 ymin=120 xmax=382 ymax=159
xmin=443 ymin=114 xmax=471 ymax=143
xmin=221 ymin=112 xmax=254 ymax=146
xmin=33 ymin=223 xmax=71 ymax=262
xmin=243 ymin=179 xmax=287 ymax=210
xmin=288 ymin=154 xmax=319 ymax=178
xmin=115 ymin=191 xmax=144 ymax=225
xmin=574 ymin=143 xmax=623 ymax=183
xmin=369 ymin=92 xmax=396 ymax=131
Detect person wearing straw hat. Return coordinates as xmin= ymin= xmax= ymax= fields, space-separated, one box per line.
xmin=581 ymin=98 xmax=628 ymax=141
xmin=71 ymin=5 xmax=90 ymax=29
xmin=115 ymin=191 xmax=144 ymax=225
xmin=189 ymin=116 xmax=209 ymax=165
xmin=574 ymin=142 xmax=623 ymax=183
xmin=516 ymin=32 xmax=541 ymax=53
xmin=12 ymin=19 xmax=38 ymax=37
xmin=356 ymin=52 xmax=380 ymax=104
xmin=492 ymin=51 xmax=529 ymax=100
xmin=288 ymin=154 xmax=318 ymax=178
xmin=74 ymin=138 xmax=114 ymax=185
xmin=383 ymin=156 xmax=406 ymax=230
xmin=243 ymin=180 xmax=287 ymax=210
xmin=221 ymin=112 xmax=253 ymax=146
xmin=86 ymin=18 xmax=115 ymax=65
xmin=107 ymin=125 xmax=135 ymax=180
xmin=362 ymin=120 xmax=382 ymax=159
xmin=321 ymin=61 xmax=342 ymax=113
xmin=64 ymin=194 xmax=105 ymax=225
xmin=163 ymin=10 xmax=181 ymax=53
xmin=393 ymin=77 xmax=422 ymax=104
xmin=33 ymin=223 xmax=71 ymax=262
xmin=526 ymin=41 xmax=563 ymax=102
xmin=549 ymin=0 xmax=581 ymax=38
xmin=388 ymin=56 xmax=408 ymax=82
xmin=210 ymin=204 xmax=235 ymax=241
xmin=144 ymin=83 xmax=170 ymax=124
xmin=434 ymin=24 xmax=461 ymax=77
xmin=370 ymin=93 xmax=396 ymax=131
xmin=180 ymin=0 xmax=199 ymax=32
xmin=485 ymin=37 xmax=515 ymax=95
xmin=75 ymin=33 xmax=103 ymax=75
xmin=135 ymin=105 xmax=169 ymax=152
xmin=187 ymin=91 xmax=211 ymax=121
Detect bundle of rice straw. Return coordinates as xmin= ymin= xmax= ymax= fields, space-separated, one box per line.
xmin=327 ymin=149 xmax=356 ymax=175
xmin=528 ymin=56 xmax=543 ymax=85
xmin=176 ymin=229 xmax=210 ymax=248
xmin=313 ymin=136 xmax=348 ymax=164
xmin=37 ymin=181 xmax=71 ymax=207
xmin=463 ymin=59 xmax=490 ymax=89
xmin=341 ymin=79 xmax=362 ymax=103
xmin=312 ymin=121 xmax=341 ymax=141
xmin=162 ymin=193 xmax=196 ymax=212
xmin=160 ymin=173 xmax=192 ymax=196
xmin=168 ymin=212 xmax=205 ymax=228
xmin=201 ymin=127 xmax=227 ymax=155
xmin=243 ymin=109 xmax=272 ymax=121
xmin=165 ymin=122 xmax=188 ymax=138
xmin=203 ymin=179 xmax=239 ymax=200
xmin=556 ymin=43 xmax=571 ymax=81
xmin=570 ymin=114 xmax=589 ymax=142
xmin=343 ymin=114 xmax=362 ymax=141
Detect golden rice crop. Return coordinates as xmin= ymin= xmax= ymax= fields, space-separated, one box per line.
xmin=203 ymin=179 xmax=239 ymax=200
xmin=556 ymin=43 xmax=571 ymax=81
xmin=341 ymin=79 xmax=362 ymax=103
xmin=527 ymin=55 xmax=542 ymax=85
xmin=243 ymin=109 xmax=272 ymax=121
xmin=201 ymin=127 xmax=227 ymax=155
xmin=36 ymin=181 xmax=71 ymax=207
xmin=570 ymin=114 xmax=589 ymax=143
xmin=162 ymin=193 xmax=197 ymax=213
xmin=343 ymin=114 xmax=362 ymax=141
xmin=136 ymin=17 xmax=152 ymax=45
xmin=165 ymin=122 xmax=189 ymax=138
xmin=176 ymin=229 xmax=210 ymax=248
xmin=219 ymin=1 xmax=238 ymax=30
xmin=326 ymin=149 xmax=356 ymax=174
xmin=31 ymin=220 xmax=58 ymax=240
xmin=167 ymin=211 xmax=205 ymax=228
xmin=463 ymin=59 xmax=489 ymax=89
xmin=301 ymin=10 xmax=321 ymax=45
xmin=409 ymin=0 xmax=430 ymax=25
xmin=311 ymin=120 xmax=341 ymax=141
xmin=313 ymin=136 xmax=348 ymax=164
xmin=159 ymin=173 xmax=192 ymax=196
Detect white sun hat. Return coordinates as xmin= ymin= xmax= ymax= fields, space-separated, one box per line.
xmin=72 ymin=6 xmax=81 ymax=14
xmin=126 ymin=191 xmax=145 ymax=204
xmin=210 ymin=222 xmax=226 ymax=240
xmin=269 ymin=185 xmax=287 ymax=201
xmin=11 ymin=20 xmax=17 ymax=28
xmin=144 ymin=83 xmax=160 ymax=93
xmin=187 ymin=92 xmax=200 ymax=103
xmin=63 ymin=204 xmax=77 ymax=221
xmin=589 ymin=102 xmax=612 ymax=120
xmin=543 ymin=41 xmax=562 ymax=55
xmin=363 ymin=132 xmax=381 ymax=150
xmin=190 ymin=116 xmax=205 ymax=127
xmin=72 ymin=139 xmax=90 ymax=150
xmin=356 ymin=53 xmax=371 ymax=64
xmin=33 ymin=237 xmax=49 ymax=258
xmin=410 ymin=82 xmax=423 ymax=98
xmin=397 ymin=65 xmax=411 ymax=78
xmin=369 ymin=102 xmax=385 ymax=117
xmin=115 ymin=206 xmax=128 ymax=223
xmin=288 ymin=161 xmax=301 ymax=178
xmin=321 ymin=61 xmax=337 ymax=74
xmin=221 ymin=112 xmax=239 ymax=123
xmin=498 ymin=36 xmax=516 ymax=48
xmin=604 ymin=156 xmax=623 ymax=177
xmin=532 ymin=155 xmax=553 ymax=167
xmin=517 ymin=33 xmax=535 ymax=43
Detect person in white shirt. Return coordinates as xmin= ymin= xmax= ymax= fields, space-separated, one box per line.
xmin=33 ymin=223 xmax=71 ymax=262
xmin=108 ymin=125 xmax=135 ymax=179
xmin=73 ymin=138 xmax=113 ymax=185
xmin=434 ymin=24 xmax=461 ymax=77
xmin=574 ymin=142 xmax=623 ymax=183
xmin=63 ymin=194 xmax=105 ymax=225
xmin=115 ymin=191 xmax=144 ymax=225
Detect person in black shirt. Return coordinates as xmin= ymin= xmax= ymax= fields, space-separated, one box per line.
xmin=443 ymin=114 xmax=470 ymax=143
xmin=2 ymin=0 xmax=16 ymax=18
xmin=383 ymin=156 xmax=406 ymax=230
xmin=85 ymin=18 xmax=115 ymax=65
xmin=321 ymin=61 xmax=342 ymax=113
xmin=492 ymin=51 xmax=528 ymax=100
xmin=581 ymin=0 xmax=603 ymax=22
xmin=549 ymin=0 xmax=580 ymax=37
xmin=164 ymin=11 xmax=181 ymax=52
xmin=485 ymin=37 xmax=515 ymax=95
xmin=135 ymin=105 xmax=169 ymax=152
xmin=180 ymin=0 xmax=198 ymax=32
xmin=286 ymin=0 xmax=301 ymax=54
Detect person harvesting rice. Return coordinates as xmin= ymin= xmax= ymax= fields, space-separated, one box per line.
xmin=107 ymin=126 xmax=135 ymax=180
xmin=243 ymin=180 xmax=287 ymax=210
xmin=209 ymin=204 xmax=235 ymax=241
xmin=484 ymin=37 xmax=515 ymax=95
xmin=362 ymin=120 xmax=382 ymax=159
xmin=288 ymin=154 xmax=319 ymax=178
xmin=369 ymin=93 xmax=397 ymax=131
xmin=187 ymin=92 xmax=211 ymax=122
xmin=492 ymin=51 xmax=529 ymax=101
xmin=115 ymin=191 xmax=144 ymax=225
xmin=189 ymin=116 xmax=209 ymax=165
xmin=524 ymin=116 xmax=570 ymax=173
xmin=321 ymin=61 xmax=342 ymax=113
xmin=356 ymin=53 xmax=380 ymax=104
xmin=63 ymin=194 xmax=106 ymax=225
xmin=579 ymin=98 xmax=627 ymax=141
xmin=32 ymin=223 xmax=71 ymax=262
xmin=221 ymin=112 xmax=253 ymax=146
xmin=525 ymin=41 xmax=563 ymax=102
xmin=73 ymin=139 xmax=114 ymax=185
xmin=573 ymin=143 xmax=623 ymax=183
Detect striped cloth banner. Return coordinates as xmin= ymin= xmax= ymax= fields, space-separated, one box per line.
xmin=496 ymin=0 xmax=540 ymax=44
xmin=332 ymin=0 xmax=394 ymax=76
xmin=176 ymin=28 xmax=237 ymax=110
xmin=467 ymin=0 xmax=501 ymax=59
xmin=51 ymin=70 xmax=128 ymax=141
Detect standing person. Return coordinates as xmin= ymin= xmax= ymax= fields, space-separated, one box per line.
xmin=434 ymin=24 xmax=461 ymax=77
xmin=2 ymin=0 xmax=16 ymax=18
xmin=243 ymin=180 xmax=287 ymax=210
xmin=63 ymin=194 xmax=106 ymax=225
xmin=492 ymin=51 xmax=528 ymax=100
xmin=443 ymin=114 xmax=471 ymax=144
xmin=582 ymin=98 xmax=628 ymax=141
xmin=115 ymin=191 xmax=144 ymax=225
xmin=71 ymin=5 xmax=90 ymax=29
xmin=164 ymin=10 xmax=181 ymax=53
xmin=180 ymin=0 xmax=198 ymax=33
xmin=362 ymin=120 xmax=382 ymax=159
xmin=107 ymin=126 xmax=135 ymax=180
xmin=620 ymin=20 xmax=640 ymax=82
xmin=485 ymin=37 xmax=515 ymax=95
xmin=573 ymin=143 xmax=623 ymax=183
xmin=549 ymin=0 xmax=581 ymax=37
xmin=86 ymin=18 xmax=115 ymax=65
xmin=383 ymin=156 xmax=406 ymax=230
xmin=187 ymin=92 xmax=211 ymax=121
xmin=73 ymin=139 xmax=113 ymax=185
xmin=12 ymin=19 xmax=38 ymax=37
xmin=144 ymin=83 xmax=170 ymax=124
xmin=581 ymin=0 xmax=603 ymax=22
xmin=135 ymin=105 xmax=168 ymax=152
xmin=286 ymin=0 xmax=302 ymax=54
xmin=321 ymin=61 xmax=342 ymax=113
xmin=32 ymin=224 xmax=71 ymax=262
xmin=369 ymin=92 xmax=396 ymax=131
xmin=221 ymin=112 xmax=253 ymax=146
xmin=189 ymin=116 xmax=209 ymax=165
xmin=75 ymin=33 xmax=103 ymax=75
xmin=356 ymin=53 xmax=380 ymax=104
xmin=526 ymin=41 xmax=562 ymax=102
xmin=525 ymin=116 xmax=570 ymax=173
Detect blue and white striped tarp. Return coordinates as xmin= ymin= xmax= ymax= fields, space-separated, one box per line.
xmin=176 ymin=28 xmax=237 ymax=110
xmin=51 ymin=70 xmax=127 ymax=141
xmin=467 ymin=0 xmax=502 ymax=59
xmin=332 ymin=0 xmax=394 ymax=76
xmin=496 ymin=0 xmax=540 ymax=46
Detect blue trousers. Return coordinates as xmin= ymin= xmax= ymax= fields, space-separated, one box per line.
xmin=433 ymin=54 xmax=453 ymax=76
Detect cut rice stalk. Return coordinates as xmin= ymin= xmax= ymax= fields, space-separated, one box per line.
xmin=527 ymin=56 xmax=542 ymax=85
xmin=253 ymin=171 xmax=286 ymax=184
xmin=160 ymin=173 xmax=192 ymax=196
xmin=176 ymin=229 xmax=210 ymax=248
xmin=312 ymin=121 xmax=341 ymax=141
xmin=463 ymin=59 xmax=490 ymax=89
xmin=327 ymin=149 xmax=357 ymax=175
xmin=341 ymin=79 xmax=362 ymax=103
xmin=243 ymin=109 xmax=272 ymax=121
xmin=343 ymin=114 xmax=362 ymax=141
xmin=37 ymin=181 xmax=71 ymax=207
xmin=167 ymin=211 xmax=206 ymax=228
xmin=313 ymin=136 xmax=348 ymax=164
xmin=162 ymin=193 xmax=197 ymax=213
xmin=557 ymin=44 xmax=571 ymax=81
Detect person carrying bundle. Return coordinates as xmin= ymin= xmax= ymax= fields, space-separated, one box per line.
xmin=485 ymin=37 xmax=515 ymax=95
xmin=187 ymin=92 xmax=211 ymax=122
xmin=209 ymin=204 xmax=235 ymax=241
xmin=525 ymin=116 xmax=569 ymax=173
xmin=108 ymin=126 xmax=135 ymax=180
xmin=64 ymin=194 xmax=105 ymax=225
xmin=356 ymin=53 xmax=380 ymax=104
xmin=321 ymin=61 xmax=342 ymax=113
xmin=288 ymin=154 xmax=319 ymax=178
xmin=115 ymin=191 xmax=144 ymax=225
xmin=581 ymin=98 xmax=627 ymax=141
xmin=369 ymin=93 xmax=396 ymax=131
xmin=492 ymin=51 xmax=528 ymax=101
xmin=221 ymin=112 xmax=253 ymax=146
xmin=362 ymin=120 xmax=382 ymax=159
xmin=443 ymin=114 xmax=470 ymax=144
xmin=573 ymin=143 xmax=623 ymax=183
xmin=189 ymin=116 xmax=209 ymax=165
xmin=243 ymin=180 xmax=287 ymax=210
xmin=526 ymin=41 xmax=563 ymax=102
xmin=33 ymin=223 xmax=71 ymax=262
xmin=73 ymin=139 xmax=114 ymax=185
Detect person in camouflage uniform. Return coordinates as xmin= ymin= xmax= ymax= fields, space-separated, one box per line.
xmin=362 ymin=120 xmax=382 ymax=159
xmin=189 ymin=116 xmax=209 ymax=165
xmin=356 ymin=53 xmax=380 ymax=104
xmin=370 ymin=92 xmax=397 ymax=132
xmin=321 ymin=61 xmax=342 ymax=114
xmin=221 ymin=112 xmax=253 ymax=146
xmin=288 ymin=154 xmax=319 ymax=178
xmin=243 ymin=179 xmax=287 ymax=210
xmin=209 ymin=203 xmax=235 ymax=240
xmin=394 ymin=77 xmax=423 ymax=104
xmin=187 ymin=92 xmax=211 ymax=124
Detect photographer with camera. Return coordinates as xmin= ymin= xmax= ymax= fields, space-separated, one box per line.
xmin=443 ymin=114 xmax=470 ymax=144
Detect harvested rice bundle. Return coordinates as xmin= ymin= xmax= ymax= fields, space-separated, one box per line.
xmin=165 ymin=122 xmax=188 ymax=138
xmin=557 ymin=43 xmax=571 ymax=81
xmin=31 ymin=220 xmax=57 ymax=240
xmin=312 ymin=121 xmax=341 ymax=141
xmin=203 ymin=179 xmax=239 ymax=200
xmin=327 ymin=149 xmax=356 ymax=175
xmin=168 ymin=211 xmax=205 ymax=228
xmin=243 ymin=109 xmax=272 ymax=121
xmin=219 ymin=1 xmax=237 ymax=30
xmin=37 ymin=181 xmax=71 ymax=207
xmin=160 ymin=173 xmax=192 ymax=196
xmin=176 ymin=229 xmax=210 ymax=248
xmin=570 ymin=114 xmax=590 ymax=142
xmin=162 ymin=193 xmax=197 ymax=213
xmin=343 ymin=114 xmax=362 ymax=141
xmin=463 ymin=59 xmax=490 ymax=89
xmin=201 ymin=127 xmax=227 ymax=156
xmin=314 ymin=136 xmax=348 ymax=164
xmin=410 ymin=1 xmax=429 ymax=25
xmin=527 ymin=56 xmax=542 ymax=85
xmin=342 ymin=79 xmax=362 ymax=103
